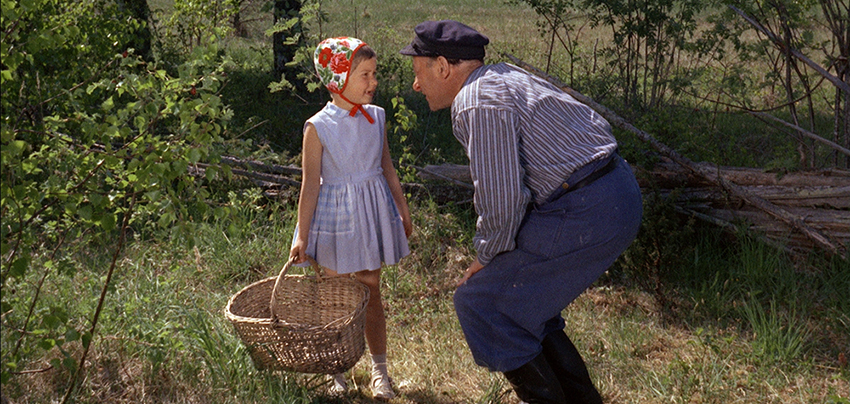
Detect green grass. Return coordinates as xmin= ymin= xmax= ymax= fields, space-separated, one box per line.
xmin=5 ymin=194 xmax=847 ymax=403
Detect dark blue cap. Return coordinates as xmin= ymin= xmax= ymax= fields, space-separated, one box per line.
xmin=400 ymin=20 xmax=489 ymax=60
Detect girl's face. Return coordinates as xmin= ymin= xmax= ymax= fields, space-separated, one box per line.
xmin=341 ymin=57 xmax=378 ymax=106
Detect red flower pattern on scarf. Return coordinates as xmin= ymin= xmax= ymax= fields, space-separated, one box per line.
xmin=317 ymin=47 xmax=333 ymax=68
xmin=329 ymin=53 xmax=350 ymax=74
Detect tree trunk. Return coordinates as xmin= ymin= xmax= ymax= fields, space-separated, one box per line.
xmin=273 ymin=0 xmax=303 ymax=78
xmin=232 ymin=0 xmax=248 ymax=38
xmin=116 ymin=0 xmax=153 ymax=61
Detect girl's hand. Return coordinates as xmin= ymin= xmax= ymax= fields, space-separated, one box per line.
xmin=289 ymin=240 xmax=307 ymax=264
xmin=457 ymin=257 xmax=485 ymax=287
xmin=402 ymin=216 xmax=413 ymax=238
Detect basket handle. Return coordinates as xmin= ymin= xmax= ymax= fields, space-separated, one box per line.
xmin=270 ymin=256 xmax=323 ymax=322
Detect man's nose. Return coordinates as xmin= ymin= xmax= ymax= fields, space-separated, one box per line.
xmin=412 ymin=78 xmax=421 ymax=92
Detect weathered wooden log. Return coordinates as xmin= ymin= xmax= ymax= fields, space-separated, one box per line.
xmin=640 ymin=161 xmax=850 ymax=188
xmin=194 ymin=162 xmax=301 ymax=188
xmin=673 ymin=186 xmax=850 ymax=209
xmin=687 ymin=205 xmax=850 ymax=252
xmin=408 ymin=163 xmax=474 ymax=189
xmin=417 ymin=163 xmax=472 ymax=184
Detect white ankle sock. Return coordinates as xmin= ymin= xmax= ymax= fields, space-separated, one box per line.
xmin=371 ymin=353 xmax=387 ymax=364
xmin=331 ymin=372 xmax=347 ymax=391
xmin=371 ymin=354 xmax=388 ymax=375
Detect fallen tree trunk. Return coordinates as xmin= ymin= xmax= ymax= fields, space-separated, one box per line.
xmin=684 ymin=205 xmax=850 ymax=253
xmin=640 ymin=161 xmax=850 ymax=189
xmin=672 ymin=186 xmax=850 ymax=209
xmin=195 ymin=162 xmax=301 ymax=188
xmin=218 ymin=156 xmax=302 ymax=177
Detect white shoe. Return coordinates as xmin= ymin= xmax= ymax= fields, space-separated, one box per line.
xmin=329 ymin=373 xmax=347 ymax=394
xmin=370 ymin=369 xmax=395 ymax=399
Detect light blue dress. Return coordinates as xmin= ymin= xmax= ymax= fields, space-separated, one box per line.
xmin=293 ymin=102 xmax=410 ymax=274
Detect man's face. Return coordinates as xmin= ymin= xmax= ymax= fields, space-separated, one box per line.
xmin=411 ymin=56 xmax=451 ymax=111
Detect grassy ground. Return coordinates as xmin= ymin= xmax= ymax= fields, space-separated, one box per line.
xmin=6 ymin=192 xmax=848 ymax=403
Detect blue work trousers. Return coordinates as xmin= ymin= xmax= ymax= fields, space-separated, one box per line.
xmin=453 ymin=154 xmax=643 ymax=372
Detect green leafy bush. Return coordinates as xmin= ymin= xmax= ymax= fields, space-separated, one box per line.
xmin=1 ymin=0 xmax=235 ymax=393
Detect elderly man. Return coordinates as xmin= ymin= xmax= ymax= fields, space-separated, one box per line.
xmin=400 ymin=20 xmax=643 ymax=403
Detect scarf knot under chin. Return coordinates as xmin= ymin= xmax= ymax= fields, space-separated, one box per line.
xmin=338 ymin=93 xmax=375 ymax=124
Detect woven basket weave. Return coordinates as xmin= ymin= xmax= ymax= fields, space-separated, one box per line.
xmin=225 ymin=257 xmax=369 ymax=374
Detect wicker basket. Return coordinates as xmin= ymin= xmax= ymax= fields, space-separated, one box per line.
xmin=225 ymin=257 xmax=370 ymax=374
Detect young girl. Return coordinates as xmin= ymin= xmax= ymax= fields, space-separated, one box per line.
xmin=289 ymin=37 xmax=412 ymax=399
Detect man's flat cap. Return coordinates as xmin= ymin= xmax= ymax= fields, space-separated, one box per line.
xmin=400 ymin=20 xmax=489 ymax=60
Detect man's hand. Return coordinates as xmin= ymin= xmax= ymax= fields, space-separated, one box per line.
xmin=457 ymin=257 xmax=485 ymax=287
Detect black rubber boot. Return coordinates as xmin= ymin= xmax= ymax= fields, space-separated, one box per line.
xmin=503 ymin=352 xmax=567 ymax=404
xmin=541 ymin=331 xmax=603 ymax=404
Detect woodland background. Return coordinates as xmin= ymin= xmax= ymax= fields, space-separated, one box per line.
xmin=1 ymin=0 xmax=848 ymax=403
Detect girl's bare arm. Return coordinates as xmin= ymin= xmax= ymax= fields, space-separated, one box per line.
xmin=380 ymin=130 xmax=413 ymax=238
xmin=290 ymin=123 xmax=323 ymax=262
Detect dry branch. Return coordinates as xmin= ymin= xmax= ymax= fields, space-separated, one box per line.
xmin=407 ymin=163 xmax=474 ymax=189
xmin=417 ymin=163 xmax=472 ymax=185
xmin=219 ymin=156 xmax=302 ymax=176
xmin=750 ymin=111 xmax=850 ymax=156
xmin=194 ymin=159 xmax=301 ymax=189
xmin=728 ymin=5 xmax=850 ymax=97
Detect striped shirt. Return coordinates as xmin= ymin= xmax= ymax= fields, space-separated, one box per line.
xmin=452 ymin=63 xmax=617 ymax=265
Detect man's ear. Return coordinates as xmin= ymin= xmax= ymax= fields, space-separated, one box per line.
xmin=436 ymin=56 xmax=451 ymax=79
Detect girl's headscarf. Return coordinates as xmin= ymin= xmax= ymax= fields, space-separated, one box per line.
xmin=314 ymin=37 xmax=374 ymax=124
